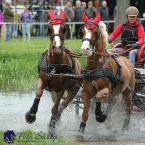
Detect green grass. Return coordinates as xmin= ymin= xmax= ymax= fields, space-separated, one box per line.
xmin=0 ymin=36 xmax=112 ymax=92
xmin=0 ymin=130 xmax=78 ymax=145
xmin=0 ymin=37 xmax=86 ymax=92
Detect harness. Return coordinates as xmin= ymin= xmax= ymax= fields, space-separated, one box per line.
xmin=81 ymin=55 xmax=123 ymax=93
xmin=121 ymin=21 xmax=141 ymax=46
xmin=38 ymin=49 xmax=75 ymax=91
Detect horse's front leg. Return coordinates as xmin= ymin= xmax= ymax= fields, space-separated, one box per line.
xmin=79 ymin=90 xmax=91 ymax=134
xmin=48 ymin=90 xmax=64 ymax=139
xmin=95 ymin=88 xmax=109 ymax=123
xmin=25 ymin=77 xmax=44 ymax=124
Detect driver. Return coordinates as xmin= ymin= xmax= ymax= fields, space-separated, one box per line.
xmin=108 ymin=6 xmax=145 ymax=66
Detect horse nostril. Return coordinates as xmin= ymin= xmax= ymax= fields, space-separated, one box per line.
xmin=59 ymin=45 xmax=62 ymax=49
xmin=52 ymin=45 xmax=55 ymax=49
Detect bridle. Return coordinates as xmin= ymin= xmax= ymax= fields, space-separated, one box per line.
xmin=81 ymin=21 xmax=111 ymax=57
xmin=48 ymin=18 xmax=66 ymax=43
xmin=82 ymin=21 xmax=101 ymax=47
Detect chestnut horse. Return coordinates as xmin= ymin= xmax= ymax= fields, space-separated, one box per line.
xmin=25 ymin=9 xmax=82 ymax=139
xmin=78 ymin=13 xmax=135 ymax=134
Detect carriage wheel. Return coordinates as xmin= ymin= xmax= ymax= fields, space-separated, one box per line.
xmin=133 ymin=69 xmax=145 ymax=115
xmin=75 ymin=95 xmax=80 ymax=116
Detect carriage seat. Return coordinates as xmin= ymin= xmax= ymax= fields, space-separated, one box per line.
xmin=112 ymin=43 xmax=145 ymax=68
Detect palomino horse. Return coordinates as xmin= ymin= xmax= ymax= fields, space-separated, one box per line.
xmin=25 ymin=9 xmax=82 ymax=139
xmin=78 ymin=12 xmax=135 ymax=133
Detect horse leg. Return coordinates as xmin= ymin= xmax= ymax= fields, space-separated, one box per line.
xmin=95 ymin=88 xmax=109 ymax=123
xmin=48 ymin=90 xmax=64 ymax=139
xmin=25 ymin=77 xmax=44 ymax=124
xmin=56 ymin=83 xmax=80 ymax=121
xmin=78 ymin=90 xmax=90 ymax=134
xmin=122 ymin=89 xmax=133 ymax=131
xmin=104 ymin=97 xmax=115 ymax=130
xmin=95 ymin=101 xmax=107 ymax=123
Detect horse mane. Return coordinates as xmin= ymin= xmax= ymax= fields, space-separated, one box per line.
xmin=98 ymin=21 xmax=108 ymax=49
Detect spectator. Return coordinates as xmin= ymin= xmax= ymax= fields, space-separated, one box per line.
xmin=3 ymin=0 xmax=14 ymax=42
xmin=73 ymin=0 xmax=85 ymax=39
xmin=64 ymin=0 xmax=75 ymax=39
xmin=99 ymin=1 xmax=109 ymax=21
xmin=20 ymin=5 xmax=32 ymax=42
xmin=85 ymin=1 xmax=97 ymax=19
xmin=81 ymin=2 xmax=86 ymax=9
xmin=0 ymin=10 xmax=4 ymax=38
xmin=113 ymin=5 xmax=116 ymax=20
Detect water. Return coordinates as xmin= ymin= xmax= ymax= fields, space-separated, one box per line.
xmin=0 ymin=91 xmax=145 ymax=142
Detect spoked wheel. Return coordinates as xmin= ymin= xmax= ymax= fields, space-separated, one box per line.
xmin=133 ymin=69 xmax=145 ymax=115
xmin=74 ymin=87 xmax=83 ymax=116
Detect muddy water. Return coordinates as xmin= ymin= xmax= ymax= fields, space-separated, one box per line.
xmin=0 ymin=91 xmax=145 ymax=143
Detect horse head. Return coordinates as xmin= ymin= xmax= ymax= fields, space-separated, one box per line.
xmin=80 ymin=12 xmax=108 ymax=57
xmin=48 ymin=9 xmax=66 ymax=54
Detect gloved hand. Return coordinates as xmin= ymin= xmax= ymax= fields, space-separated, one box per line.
xmin=131 ymin=43 xmax=139 ymax=49
xmin=108 ymin=38 xmax=112 ymax=44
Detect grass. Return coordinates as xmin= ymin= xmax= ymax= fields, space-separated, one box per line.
xmin=0 ymin=36 xmax=112 ymax=92
xmin=0 ymin=130 xmax=78 ymax=145
xmin=0 ymin=37 xmax=86 ymax=92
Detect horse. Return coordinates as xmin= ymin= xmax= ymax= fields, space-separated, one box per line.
xmin=78 ymin=12 xmax=135 ymax=134
xmin=25 ymin=9 xmax=82 ymax=139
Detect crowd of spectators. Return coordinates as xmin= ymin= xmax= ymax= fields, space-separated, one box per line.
xmin=0 ymin=0 xmax=32 ymax=42
xmin=0 ymin=0 xmax=144 ymax=41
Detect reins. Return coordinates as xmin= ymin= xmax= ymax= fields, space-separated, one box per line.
xmin=110 ymin=44 xmax=134 ymax=56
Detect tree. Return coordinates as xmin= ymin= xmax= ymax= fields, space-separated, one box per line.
xmin=114 ymin=0 xmax=130 ymax=43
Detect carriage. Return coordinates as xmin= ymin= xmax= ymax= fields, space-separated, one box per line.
xmin=25 ymin=10 xmax=145 ymax=139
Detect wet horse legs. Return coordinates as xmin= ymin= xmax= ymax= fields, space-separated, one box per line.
xmin=122 ymin=89 xmax=133 ymax=131
xmin=25 ymin=77 xmax=44 ymax=124
xmin=48 ymin=90 xmax=64 ymax=139
xmin=78 ymin=90 xmax=90 ymax=134
xmin=55 ymin=83 xmax=80 ymax=121
xmin=95 ymin=101 xmax=107 ymax=123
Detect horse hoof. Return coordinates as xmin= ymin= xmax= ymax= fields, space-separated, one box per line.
xmin=48 ymin=126 xmax=57 ymax=140
xmin=78 ymin=127 xmax=85 ymax=134
xmin=76 ymin=132 xmax=85 ymax=141
xmin=122 ymin=118 xmax=130 ymax=131
xmin=25 ymin=111 xmax=36 ymax=124
xmin=49 ymin=132 xmax=57 ymax=140
xmin=96 ymin=111 xmax=107 ymax=123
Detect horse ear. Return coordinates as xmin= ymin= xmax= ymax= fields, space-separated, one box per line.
xmin=49 ymin=9 xmax=55 ymax=19
xmin=93 ymin=12 xmax=101 ymax=24
xmin=59 ymin=9 xmax=64 ymax=20
xmin=82 ymin=12 xmax=89 ymax=23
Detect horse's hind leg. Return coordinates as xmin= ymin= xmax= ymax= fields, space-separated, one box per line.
xmin=122 ymin=88 xmax=133 ymax=131
xmin=56 ymin=83 xmax=80 ymax=121
xmin=48 ymin=90 xmax=64 ymax=139
xmin=25 ymin=77 xmax=44 ymax=124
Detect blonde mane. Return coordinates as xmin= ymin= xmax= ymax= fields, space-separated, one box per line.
xmin=98 ymin=21 xmax=108 ymax=49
